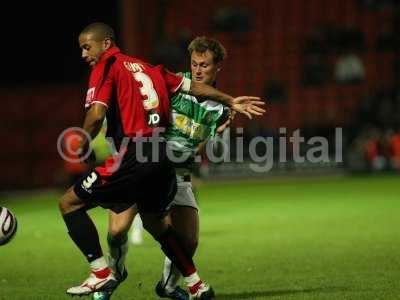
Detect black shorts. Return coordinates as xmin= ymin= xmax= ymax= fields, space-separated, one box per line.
xmin=74 ymin=141 xmax=177 ymax=214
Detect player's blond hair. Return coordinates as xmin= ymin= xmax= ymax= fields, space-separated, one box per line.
xmin=188 ymin=36 xmax=227 ymax=63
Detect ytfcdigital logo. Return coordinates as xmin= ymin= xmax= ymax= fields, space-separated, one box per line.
xmin=56 ymin=127 xmax=93 ymax=163
xmin=204 ymin=128 xmax=343 ymax=172
xmin=57 ymin=127 xmax=343 ymax=173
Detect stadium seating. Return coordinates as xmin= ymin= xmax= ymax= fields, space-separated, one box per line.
xmin=1 ymin=1 xmax=396 ymax=188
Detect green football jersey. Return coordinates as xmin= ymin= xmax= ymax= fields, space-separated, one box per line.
xmin=163 ymin=72 xmax=225 ymax=158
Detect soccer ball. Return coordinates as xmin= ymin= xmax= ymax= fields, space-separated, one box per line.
xmin=92 ymin=291 xmax=112 ymax=300
xmin=0 ymin=207 xmax=17 ymax=245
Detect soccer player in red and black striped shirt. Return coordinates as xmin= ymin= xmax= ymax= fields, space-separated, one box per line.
xmin=58 ymin=22 xmax=265 ymax=299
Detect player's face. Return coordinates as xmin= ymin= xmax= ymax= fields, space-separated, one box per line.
xmin=191 ymin=50 xmax=221 ymax=85
xmin=79 ymin=33 xmax=108 ymax=67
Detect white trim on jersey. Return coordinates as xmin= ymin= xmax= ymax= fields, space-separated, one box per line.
xmin=85 ymin=100 xmax=109 ymax=109
xmin=176 ymin=93 xmax=224 ymax=114
xmin=180 ymin=77 xmax=192 ymax=94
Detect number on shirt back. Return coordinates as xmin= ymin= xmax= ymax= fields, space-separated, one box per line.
xmin=134 ymin=72 xmax=159 ymax=110
xmin=133 ymin=72 xmax=161 ymax=127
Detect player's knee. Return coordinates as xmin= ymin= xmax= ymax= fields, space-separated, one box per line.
xmin=59 ymin=188 xmax=84 ymax=214
xmin=59 ymin=193 xmax=71 ymax=214
xmin=108 ymin=224 xmax=128 ymax=239
xmin=108 ymin=213 xmax=132 ymax=238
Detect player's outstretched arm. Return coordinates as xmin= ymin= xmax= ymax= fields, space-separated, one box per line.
xmin=189 ymin=81 xmax=234 ymax=105
xmin=188 ymin=81 xmax=266 ymax=119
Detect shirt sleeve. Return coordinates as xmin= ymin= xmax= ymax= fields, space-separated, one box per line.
xmin=163 ymin=68 xmax=191 ymax=94
xmin=85 ymin=60 xmax=115 ymax=109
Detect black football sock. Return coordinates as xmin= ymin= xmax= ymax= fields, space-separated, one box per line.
xmin=107 ymin=231 xmax=128 ymax=246
xmin=107 ymin=232 xmax=129 ymax=275
xmin=156 ymin=226 xmax=196 ymax=277
xmin=62 ymin=207 xmax=103 ymax=262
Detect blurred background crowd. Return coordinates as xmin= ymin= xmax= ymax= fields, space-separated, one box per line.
xmin=1 ymin=0 xmax=399 ymax=189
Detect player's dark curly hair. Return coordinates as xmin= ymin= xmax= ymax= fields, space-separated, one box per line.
xmin=188 ymin=36 xmax=227 ymax=63
xmin=80 ymin=22 xmax=116 ymax=42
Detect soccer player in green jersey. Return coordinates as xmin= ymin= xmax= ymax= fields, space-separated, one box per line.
xmin=93 ymin=37 xmax=261 ymax=300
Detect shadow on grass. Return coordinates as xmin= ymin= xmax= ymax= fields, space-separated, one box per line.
xmin=216 ymin=286 xmax=348 ymax=299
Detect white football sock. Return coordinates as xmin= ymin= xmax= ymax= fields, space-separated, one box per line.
xmin=131 ymin=215 xmax=143 ymax=245
xmin=184 ymin=271 xmax=201 ymax=288
xmin=90 ymin=256 xmax=108 ymax=271
xmin=161 ymin=257 xmax=182 ymax=293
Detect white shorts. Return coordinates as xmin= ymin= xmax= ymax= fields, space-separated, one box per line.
xmin=167 ymin=175 xmax=198 ymax=210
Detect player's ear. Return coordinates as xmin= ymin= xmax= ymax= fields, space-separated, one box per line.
xmin=104 ymin=38 xmax=112 ymax=50
xmin=216 ymin=62 xmax=222 ymax=72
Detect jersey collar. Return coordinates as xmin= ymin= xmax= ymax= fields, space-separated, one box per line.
xmin=99 ymin=46 xmax=120 ymax=63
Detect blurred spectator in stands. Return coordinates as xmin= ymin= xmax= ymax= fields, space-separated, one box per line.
xmin=376 ymin=21 xmax=398 ymax=52
xmin=152 ymin=28 xmax=193 ymax=72
xmin=264 ymin=80 xmax=287 ymax=103
xmin=152 ymin=37 xmax=186 ymax=72
xmin=335 ymin=27 xmax=366 ymax=53
xmin=395 ymin=91 xmax=400 ymax=123
xmin=379 ymin=129 xmax=395 ymax=170
xmin=301 ymin=53 xmax=330 ymax=86
xmin=356 ymin=94 xmax=376 ymax=126
xmin=348 ymin=126 xmax=390 ymax=171
xmin=354 ymin=88 xmax=400 ymax=133
xmin=377 ymin=96 xmax=395 ymax=126
xmin=357 ymin=0 xmax=399 ymax=10
xmin=347 ymin=125 xmax=376 ymax=171
xmin=349 ymin=124 xmax=400 ymax=172
xmin=304 ymin=26 xmax=330 ymax=55
xmin=393 ymin=58 xmax=400 ymax=83
xmin=212 ymin=6 xmax=252 ymax=34
xmin=364 ymin=128 xmax=395 ymax=171
xmin=334 ymin=51 xmax=365 ymax=84
xmin=211 ymin=6 xmax=252 ymax=42
xmin=151 ymin=0 xmax=192 ymax=71
xmin=176 ymin=28 xmax=194 ymax=68
xmin=333 ymin=27 xmax=366 ymax=85
xmin=364 ymin=127 xmax=380 ymax=169
xmin=390 ymin=130 xmax=400 ymax=170
xmin=301 ymin=26 xmax=331 ymax=86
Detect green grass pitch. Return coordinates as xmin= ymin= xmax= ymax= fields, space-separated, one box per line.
xmin=0 ymin=175 xmax=399 ymax=299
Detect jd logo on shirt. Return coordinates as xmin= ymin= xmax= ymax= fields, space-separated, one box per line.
xmin=147 ymin=111 xmax=160 ymax=127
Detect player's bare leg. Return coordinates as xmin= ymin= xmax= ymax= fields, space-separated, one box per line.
xmin=107 ymin=205 xmax=137 ymax=280
xmin=59 ymin=187 xmax=117 ymax=296
xmin=156 ymin=206 xmax=199 ymax=300
xmin=91 ymin=206 xmax=137 ymax=299
xmin=141 ymin=212 xmax=214 ymax=299
xmin=171 ymin=206 xmax=199 ymax=257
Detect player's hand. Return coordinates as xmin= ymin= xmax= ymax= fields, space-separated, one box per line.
xmin=216 ymin=111 xmax=236 ymax=134
xmin=216 ymin=118 xmax=231 ymax=134
xmin=231 ymin=96 xmax=266 ymax=119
